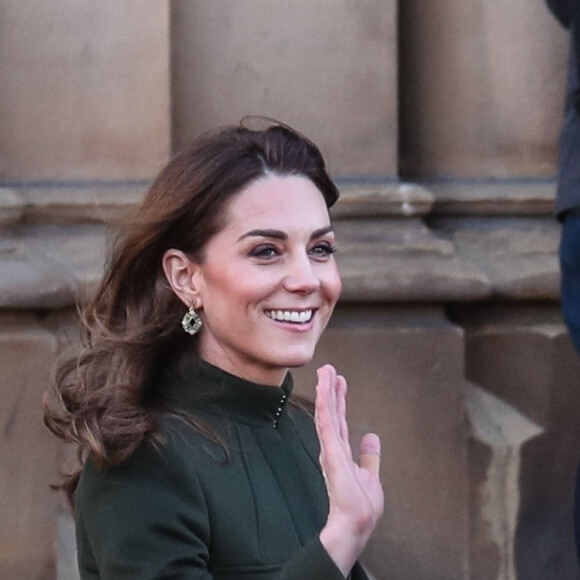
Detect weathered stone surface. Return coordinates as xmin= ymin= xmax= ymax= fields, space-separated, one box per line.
xmin=8 ymin=178 xmax=558 ymax=224
xmin=335 ymin=218 xmax=490 ymax=302
xmin=428 ymin=179 xmax=556 ymax=216
xmin=0 ymin=226 xmax=105 ymax=309
xmin=0 ymin=225 xmax=107 ymax=309
xmin=172 ymin=0 xmax=397 ymax=177
xmin=19 ymin=184 xmax=147 ymax=224
xmin=57 ymin=508 xmax=79 ymax=580
xmin=292 ymin=305 xmax=469 ymax=580
xmin=0 ymin=249 xmax=77 ymax=309
xmin=333 ymin=182 xmax=433 ymax=219
xmin=453 ymin=305 xmax=580 ymax=578
xmin=466 ymin=383 xmax=544 ymax=580
xmin=400 ymin=0 xmax=567 ymax=178
xmin=0 ymin=313 xmax=59 ymax=579
xmin=23 ymin=224 xmax=108 ymax=292
xmin=0 ymin=0 xmax=171 ymax=180
xmin=0 ymin=188 xmax=25 ymax=226
xmin=431 ymin=216 xmax=560 ymax=300
xmin=15 ymin=180 xmax=432 ymax=225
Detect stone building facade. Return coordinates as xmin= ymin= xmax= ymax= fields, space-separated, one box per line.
xmin=0 ymin=1 xmax=577 ymax=579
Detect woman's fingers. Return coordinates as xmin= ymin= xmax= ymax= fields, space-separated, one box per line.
xmin=317 ymin=366 xmax=381 ymax=476
xmin=315 ymin=366 xmax=335 ymax=466
xmin=359 ymin=432 xmax=381 ymax=474
xmin=315 ymin=365 xmax=352 ymax=474
xmin=336 ymin=374 xmax=352 ymax=460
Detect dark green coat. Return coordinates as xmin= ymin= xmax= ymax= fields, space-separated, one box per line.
xmin=75 ymin=358 xmax=370 ymax=579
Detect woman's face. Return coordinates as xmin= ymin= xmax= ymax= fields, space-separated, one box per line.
xmin=192 ymin=174 xmax=341 ymax=385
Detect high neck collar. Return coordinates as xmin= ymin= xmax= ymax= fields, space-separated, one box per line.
xmin=162 ymin=356 xmax=294 ymax=429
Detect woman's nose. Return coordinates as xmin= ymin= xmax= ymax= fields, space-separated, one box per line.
xmin=283 ymin=255 xmax=320 ymax=294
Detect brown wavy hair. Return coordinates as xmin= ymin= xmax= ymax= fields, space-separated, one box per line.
xmin=43 ymin=122 xmax=339 ymax=503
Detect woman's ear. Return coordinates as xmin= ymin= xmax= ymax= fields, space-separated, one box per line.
xmin=162 ymin=249 xmax=202 ymax=308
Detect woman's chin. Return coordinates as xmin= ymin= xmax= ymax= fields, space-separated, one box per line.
xmin=274 ymin=348 xmax=317 ymax=370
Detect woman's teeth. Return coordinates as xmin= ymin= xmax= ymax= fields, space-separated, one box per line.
xmin=266 ymin=309 xmax=313 ymax=323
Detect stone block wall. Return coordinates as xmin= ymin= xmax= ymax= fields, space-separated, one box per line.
xmin=0 ymin=314 xmax=59 ymax=578
xmin=456 ymin=305 xmax=580 ymax=579
xmin=1 ymin=1 xmax=579 ymax=579
xmin=294 ymin=306 xmax=469 ymax=580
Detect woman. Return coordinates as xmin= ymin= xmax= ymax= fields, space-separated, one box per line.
xmin=44 ymin=123 xmax=383 ymax=579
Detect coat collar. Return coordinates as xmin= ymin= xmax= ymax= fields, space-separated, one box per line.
xmin=161 ymin=355 xmax=294 ymax=429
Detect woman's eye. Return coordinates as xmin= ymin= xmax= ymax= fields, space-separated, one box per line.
xmin=249 ymin=245 xmax=280 ymax=259
xmin=310 ymin=242 xmax=337 ymax=258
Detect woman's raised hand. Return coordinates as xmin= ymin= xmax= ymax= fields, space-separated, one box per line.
xmin=315 ymin=364 xmax=384 ymax=577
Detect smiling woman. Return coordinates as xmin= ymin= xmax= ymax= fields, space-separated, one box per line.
xmin=162 ymin=174 xmax=342 ymax=386
xmin=43 ymin=123 xmax=383 ymax=580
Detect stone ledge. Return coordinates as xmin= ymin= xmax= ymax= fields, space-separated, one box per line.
xmin=334 ymin=182 xmax=433 ymax=218
xmin=0 ymin=179 xmax=561 ymax=309
xmin=2 ymin=182 xmax=147 ymax=224
xmin=430 ymin=216 xmax=560 ymax=300
xmin=0 ymin=214 xmax=560 ymax=309
xmin=0 ymin=178 xmax=557 ymax=225
xmin=0 ymin=225 xmax=106 ymax=309
xmin=426 ymin=179 xmax=556 ymax=216
xmin=11 ymin=181 xmax=433 ymax=223
xmin=0 ymin=188 xmax=25 ymax=226
xmin=336 ymin=218 xmax=491 ymax=302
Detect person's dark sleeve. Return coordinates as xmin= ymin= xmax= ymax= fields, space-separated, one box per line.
xmin=545 ymin=1 xmax=580 ymax=115
xmin=545 ymin=0 xmax=572 ymax=28
xmin=76 ymin=442 xmax=213 ymax=579
xmin=572 ymin=1 xmax=580 ymax=114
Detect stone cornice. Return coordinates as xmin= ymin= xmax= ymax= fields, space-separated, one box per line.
xmin=427 ymin=179 xmax=556 ymax=216
xmin=0 ymin=183 xmax=146 ymax=226
xmin=0 ymin=180 xmax=561 ymax=309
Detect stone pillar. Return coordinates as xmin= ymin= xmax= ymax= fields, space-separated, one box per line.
xmin=293 ymin=305 xmax=469 ymax=580
xmin=0 ymin=0 xmax=171 ymax=180
xmin=171 ymin=0 xmax=398 ymax=178
xmin=455 ymin=305 xmax=580 ymax=578
xmin=0 ymin=314 xmax=58 ymax=579
xmin=400 ymin=0 xmax=568 ymax=177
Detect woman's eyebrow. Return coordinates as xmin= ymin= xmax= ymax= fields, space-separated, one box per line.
xmin=238 ymin=229 xmax=287 ymax=241
xmin=311 ymin=226 xmax=334 ymax=239
xmin=238 ymin=225 xmax=334 ymax=242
